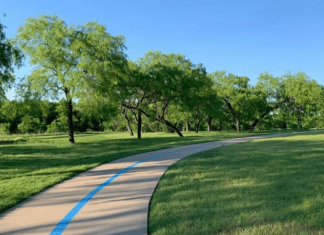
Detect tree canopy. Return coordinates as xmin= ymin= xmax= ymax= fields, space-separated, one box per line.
xmin=0 ymin=15 xmax=23 ymax=99
xmin=14 ymin=14 xmax=127 ymax=143
xmin=1 ymin=14 xmax=324 ymax=139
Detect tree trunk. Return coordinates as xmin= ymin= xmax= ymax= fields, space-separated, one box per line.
xmin=223 ymin=98 xmax=241 ymax=133
xmin=218 ymin=122 xmax=222 ymax=132
xmin=249 ymin=119 xmax=259 ymax=133
xmin=249 ymin=108 xmax=274 ymax=132
xmin=249 ymin=109 xmax=271 ymax=133
xmin=185 ymin=120 xmax=190 ymax=132
xmin=162 ymin=119 xmax=184 ymax=137
xmin=297 ymin=115 xmax=303 ymax=129
xmin=124 ymin=112 xmax=134 ymax=136
xmin=249 ymin=99 xmax=290 ymax=133
xmin=67 ymin=98 xmax=75 ymax=144
xmin=235 ymin=119 xmax=241 ymax=133
xmin=194 ymin=121 xmax=200 ymax=133
xmin=137 ymin=109 xmax=142 ymax=139
xmin=207 ymin=117 xmax=212 ymax=132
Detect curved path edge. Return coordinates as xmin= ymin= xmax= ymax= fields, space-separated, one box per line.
xmin=0 ymin=131 xmax=320 ymax=235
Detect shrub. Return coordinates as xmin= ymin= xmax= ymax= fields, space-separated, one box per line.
xmin=18 ymin=116 xmax=40 ymax=133
xmin=47 ymin=117 xmax=68 ymax=133
xmin=0 ymin=123 xmax=11 ymax=134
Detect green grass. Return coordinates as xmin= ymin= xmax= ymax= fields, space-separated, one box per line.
xmin=0 ymin=135 xmax=27 ymax=145
xmin=0 ymin=129 xmax=316 ymax=215
xmin=148 ymin=131 xmax=324 ymax=235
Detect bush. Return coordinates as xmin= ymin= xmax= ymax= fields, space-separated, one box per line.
xmin=18 ymin=116 xmax=40 ymax=133
xmin=47 ymin=121 xmax=60 ymax=133
xmin=288 ymin=123 xmax=299 ymax=130
xmin=47 ymin=117 xmax=68 ymax=133
xmin=0 ymin=123 xmax=11 ymax=134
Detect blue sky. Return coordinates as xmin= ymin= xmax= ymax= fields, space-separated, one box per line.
xmin=2 ymin=0 xmax=324 ymax=100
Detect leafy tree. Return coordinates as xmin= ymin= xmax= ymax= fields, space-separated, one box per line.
xmin=311 ymin=88 xmax=324 ymax=129
xmin=211 ymin=71 xmax=252 ymax=133
xmin=182 ymin=75 xmax=222 ymax=133
xmin=118 ymin=61 xmax=151 ymax=138
xmin=137 ymin=51 xmax=207 ymax=137
xmin=247 ymin=72 xmax=291 ymax=132
xmin=14 ymin=14 xmax=126 ymax=143
xmin=283 ymin=72 xmax=322 ymax=129
xmin=120 ymin=106 xmax=134 ymax=136
xmin=0 ymin=14 xmax=23 ymax=99
xmin=211 ymin=104 xmax=230 ymax=131
xmin=164 ymin=103 xmax=187 ymax=132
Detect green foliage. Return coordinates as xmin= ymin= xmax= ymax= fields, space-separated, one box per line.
xmin=1 ymin=14 xmax=323 ymax=137
xmin=138 ymin=51 xmax=209 ymax=109
xmin=0 ymin=100 xmax=25 ymax=133
xmin=280 ymin=72 xmax=323 ymax=129
xmin=46 ymin=99 xmax=68 ymax=133
xmin=0 ymin=16 xmax=23 ymax=98
xmin=47 ymin=119 xmax=67 ymax=133
xmin=0 ymin=122 xmax=10 ymax=134
xmin=76 ymin=93 xmax=119 ymax=131
xmin=14 ymin=14 xmax=126 ymax=142
xmin=136 ymin=51 xmax=211 ymax=135
xmin=283 ymin=72 xmax=322 ymax=107
xmin=210 ymin=71 xmax=253 ymax=132
xmin=14 ymin=14 xmax=126 ymax=100
xmin=0 ymin=98 xmax=117 ymax=134
xmin=17 ymin=115 xmax=40 ymax=133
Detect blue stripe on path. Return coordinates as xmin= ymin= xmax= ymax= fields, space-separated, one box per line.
xmin=50 ymin=145 xmax=204 ymax=235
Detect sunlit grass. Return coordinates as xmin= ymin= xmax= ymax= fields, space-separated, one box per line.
xmin=0 ymin=129 xmax=316 ymax=215
xmin=148 ymin=132 xmax=324 ymax=235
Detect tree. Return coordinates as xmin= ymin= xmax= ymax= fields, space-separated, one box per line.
xmin=283 ymin=71 xmax=322 ymax=129
xmin=213 ymin=105 xmax=232 ymax=131
xmin=182 ymin=75 xmax=222 ymax=133
xmin=248 ymin=72 xmax=291 ymax=132
xmin=118 ymin=61 xmax=152 ymax=138
xmin=0 ymin=14 xmax=23 ymax=99
xmin=15 ymin=14 xmax=126 ymax=143
xmin=137 ymin=51 xmax=207 ymax=137
xmin=164 ymin=103 xmax=189 ymax=132
xmin=211 ymin=71 xmax=252 ymax=133
xmin=120 ymin=106 xmax=134 ymax=136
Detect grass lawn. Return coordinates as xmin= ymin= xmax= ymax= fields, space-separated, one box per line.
xmin=148 ymin=131 xmax=324 ymax=235
xmin=0 ymin=129 xmax=317 ymax=216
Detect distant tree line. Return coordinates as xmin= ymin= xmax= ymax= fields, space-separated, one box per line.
xmin=1 ymin=14 xmax=323 ymax=143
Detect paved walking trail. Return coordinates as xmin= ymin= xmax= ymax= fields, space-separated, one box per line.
xmin=0 ymin=131 xmax=318 ymax=235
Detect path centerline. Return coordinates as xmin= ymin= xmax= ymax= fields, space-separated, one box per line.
xmin=49 ymin=145 xmax=205 ymax=235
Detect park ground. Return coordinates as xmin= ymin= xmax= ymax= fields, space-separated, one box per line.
xmin=148 ymin=131 xmax=324 ymax=235
xmin=1 ymin=129 xmax=323 ymax=235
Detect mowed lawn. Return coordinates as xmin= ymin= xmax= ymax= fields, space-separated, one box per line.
xmin=0 ymin=129 xmax=303 ymax=215
xmin=149 ymin=132 xmax=324 ymax=235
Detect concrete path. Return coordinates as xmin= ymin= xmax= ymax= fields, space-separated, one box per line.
xmin=0 ymin=131 xmax=317 ymax=235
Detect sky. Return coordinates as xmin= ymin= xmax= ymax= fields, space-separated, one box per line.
xmin=2 ymin=0 xmax=324 ymax=100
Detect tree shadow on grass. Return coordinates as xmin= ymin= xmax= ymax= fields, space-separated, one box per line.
xmin=0 ymin=133 xmax=234 ymax=214
xmin=1 ymin=131 xmax=323 ymax=215
xmin=148 ymin=136 xmax=324 ymax=234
